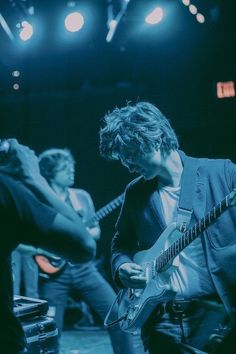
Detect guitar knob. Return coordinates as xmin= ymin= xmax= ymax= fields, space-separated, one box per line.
xmin=134 ymin=290 xmax=142 ymax=298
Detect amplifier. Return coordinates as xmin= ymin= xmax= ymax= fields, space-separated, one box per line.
xmin=13 ymin=295 xmax=59 ymax=353
xmin=14 ymin=295 xmax=49 ymax=320
xmin=22 ymin=315 xmax=59 ymax=354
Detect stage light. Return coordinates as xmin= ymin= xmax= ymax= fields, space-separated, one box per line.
xmin=12 ymin=70 xmax=20 ymax=77
xmin=145 ymin=7 xmax=164 ymax=25
xmin=189 ymin=4 xmax=197 ymax=15
xmin=13 ymin=83 xmax=20 ymax=90
xmin=181 ymin=1 xmax=206 ymax=24
xmin=196 ymin=13 xmax=205 ymax=24
xmin=19 ymin=21 xmax=33 ymax=41
xmin=64 ymin=12 xmax=84 ymax=32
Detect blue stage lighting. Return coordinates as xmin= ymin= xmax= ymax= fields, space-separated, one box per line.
xmin=145 ymin=7 xmax=164 ymax=25
xmin=19 ymin=21 xmax=33 ymax=41
xmin=64 ymin=12 xmax=84 ymax=32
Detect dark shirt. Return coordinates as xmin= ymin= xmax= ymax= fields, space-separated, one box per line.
xmin=0 ymin=173 xmax=56 ymax=351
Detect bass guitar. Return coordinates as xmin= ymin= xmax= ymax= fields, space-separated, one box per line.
xmin=35 ymin=193 xmax=124 ymax=276
xmin=116 ymin=189 xmax=236 ymax=333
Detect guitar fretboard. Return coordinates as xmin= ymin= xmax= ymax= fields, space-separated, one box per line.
xmin=84 ymin=193 xmax=124 ymax=227
xmin=156 ymin=193 xmax=232 ymax=272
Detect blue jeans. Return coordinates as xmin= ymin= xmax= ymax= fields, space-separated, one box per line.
xmin=142 ymin=300 xmax=228 ymax=354
xmin=39 ymin=261 xmax=144 ymax=354
xmin=12 ymin=249 xmax=39 ymax=298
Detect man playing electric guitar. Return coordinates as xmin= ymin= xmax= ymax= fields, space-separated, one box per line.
xmin=99 ymin=101 xmax=236 ymax=354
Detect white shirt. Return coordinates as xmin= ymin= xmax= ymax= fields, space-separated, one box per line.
xmin=158 ymin=184 xmax=215 ymax=299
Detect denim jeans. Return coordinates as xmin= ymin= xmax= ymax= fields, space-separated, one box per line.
xmin=142 ymin=300 xmax=228 ymax=354
xmin=12 ymin=249 xmax=39 ymax=298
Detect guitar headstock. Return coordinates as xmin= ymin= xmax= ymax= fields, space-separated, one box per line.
xmin=229 ymin=189 xmax=236 ymax=207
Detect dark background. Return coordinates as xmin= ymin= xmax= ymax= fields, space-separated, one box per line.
xmin=0 ymin=0 xmax=235 ymax=280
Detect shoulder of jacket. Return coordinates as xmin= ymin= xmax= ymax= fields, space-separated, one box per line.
xmin=197 ymin=157 xmax=230 ymax=169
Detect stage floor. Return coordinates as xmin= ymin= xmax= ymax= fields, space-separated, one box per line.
xmin=60 ymin=327 xmax=145 ymax=354
xmin=60 ymin=328 xmax=114 ymax=354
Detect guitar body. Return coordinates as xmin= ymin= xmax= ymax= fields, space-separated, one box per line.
xmin=34 ymin=255 xmax=66 ymax=277
xmin=118 ymin=223 xmax=183 ymax=333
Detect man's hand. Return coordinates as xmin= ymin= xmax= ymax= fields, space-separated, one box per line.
xmin=0 ymin=138 xmax=47 ymax=185
xmin=118 ymin=262 xmax=147 ymax=289
xmin=86 ymin=226 xmax=101 ymax=240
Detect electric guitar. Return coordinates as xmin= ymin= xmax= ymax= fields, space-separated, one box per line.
xmin=116 ymin=189 xmax=236 ymax=334
xmin=35 ymin=193 xmax=124 ymax=276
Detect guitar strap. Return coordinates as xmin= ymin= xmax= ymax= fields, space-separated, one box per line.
xmin=177 ymin=154 xmax=199 ymax=232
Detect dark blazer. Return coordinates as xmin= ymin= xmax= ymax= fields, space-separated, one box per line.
xmin=111 ymin=150 xmax=236 ymax=317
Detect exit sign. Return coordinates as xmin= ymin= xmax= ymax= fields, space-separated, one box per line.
xmin=217 ymin=81 xmax=235 ymax=99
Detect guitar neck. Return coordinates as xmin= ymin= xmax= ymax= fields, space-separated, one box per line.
xmin=84 ymin=193 xmax=125 ymax=228
xmin=156 ymin=192 xmax=232 ymax=271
